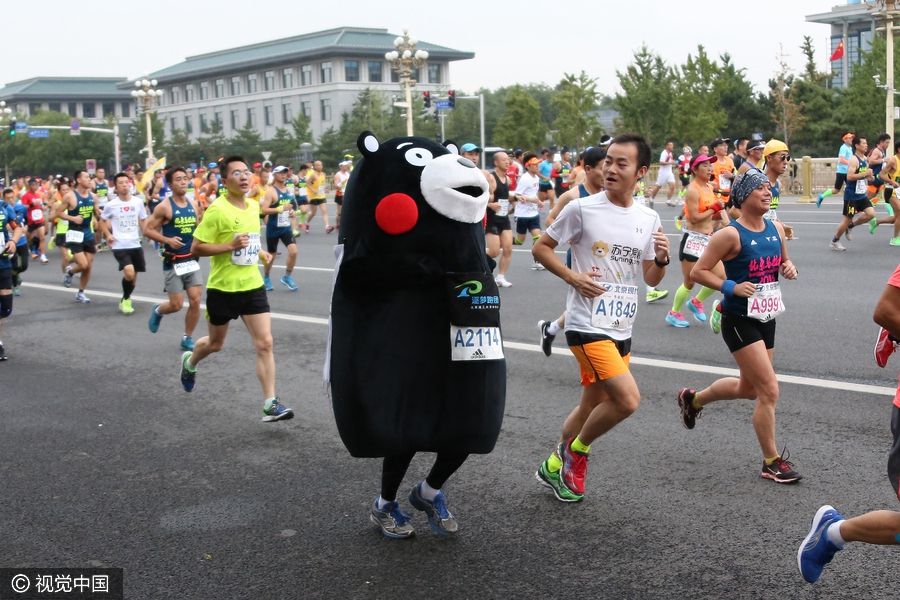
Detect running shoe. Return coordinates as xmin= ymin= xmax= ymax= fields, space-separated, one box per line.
xmin=760 ymin=449 xmax=802 ymax=483
xmin=535 ymin=459 xmax=582 ymax=502
xmin=370 ymin=498 xmax=415 ymax=539
xmin=181 ymin=335 xmax=195 ymax=351
xmin=40 ymin=255 xmax=48 ymax=264
xmin=798 ymin=505 xmax=845 ymax=583
xmin=280 ymin=275 xmax=298 ymax=291
xmin=180 ymin=351 xmax=196 ymax=392
xmin=325 ymin=225 xmax=335 ymax=234
xmin=537 ymin=320 xmax=555 ymax=356
xmin=646 ymin=289 xmax=669 ymax=303
xmin=829 ymin=240 xmax=846 ymax=251
xmin=495 ymin=276 xmax=513 ymax=288
xmin=675 ymin=216 xmax=683 ymax=231
xmin=666 ymin=311 xmax=690 ymax=328
xmin=844 ymin=228 xmax=852 ymax=241
xmin=148 ymin=303 xmax=163 ymax=333
xmin=687 ymin=297 xmax=707 ymax=322
xmin=710 ymin=299 xmax=722 ymax=335
xmin=293 ymin=230 xmax=300 ymax=237
xmin=11 ymin=286 xmax=19 ymax=297
xmin=47 ymin=237 xmax=55 ymax=250
xmin=263 ymin=276 xmax=274 ymax=292
xmin=559 ymin=439 xmax=588 ymax=497
xmin=532 ymin=261 xmax=546 ymax=271
xmin=870 ymin=217 xmax=878 ymax=234
xmin=891 ymin=237 xmax=900 ymax=246
xmin=75 ymin=291 xmax=90 ymax=303
xmin=408 ymin=483 xmax=458 ymax=536
xmin=262 ymin=398 xmax=294 ymax=422
xmin=0 ymin=343 xmax=6 ymax=362
xmin=677 ymin=388 xmax=703 ymax=429
xmin=30 ymin=252 xmax=38 ymax=260
xmin=874 ymin=327 xmax=897 ymax=368
xmin=63 ymin=266 xmax=73 ymax=288
xmin=304 ymin=224 xmax=310 ymax=233
xmin=666 ymin=200 xmax=675 ymax=207
xmin=119 ymin=299 xmax=134 ymax=314
xmin=816 ymin=193 xmax=824 ymax=208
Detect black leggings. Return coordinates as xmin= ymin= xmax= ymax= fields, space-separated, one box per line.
xmin=381 ymin=452 xmax=469 ymax=501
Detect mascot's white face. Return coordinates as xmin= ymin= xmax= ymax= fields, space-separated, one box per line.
xmin=412 ymin=142 xmax=489 ymax=223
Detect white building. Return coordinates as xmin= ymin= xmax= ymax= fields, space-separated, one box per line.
xmin=0 ymin=77 xmax=136 ymax=124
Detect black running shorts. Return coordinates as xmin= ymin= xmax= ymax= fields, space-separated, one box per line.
xmin=205 ymin=286 xmax=270 ymax=326
xmin=842 ymin=197 xmax=873 ymax=217
xmin=833 ymin=173 xmax=847 ymax=191
xmin=113 ymin=247 xmax=146 ymax=272
xmin=721 ymin=313 xmax=776 ymax=353
xmin=266 ymin=231 xmax=295 ymax=253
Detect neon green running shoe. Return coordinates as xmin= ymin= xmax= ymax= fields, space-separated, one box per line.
xmin=710 ymin=299 xmax=722 ymax=335
xmin=888 ymin=203 xmax=895 ymax=217
xmin=646 ymin=289 xmax=669 ymax=303
xmin=870 ymin=217 xmax=878 ymax=235
xmin=535 ymin=460 xmax=582 ymax=502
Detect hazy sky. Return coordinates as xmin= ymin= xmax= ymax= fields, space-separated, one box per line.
xmin=7 ymin=1 xmax=842 ymax=97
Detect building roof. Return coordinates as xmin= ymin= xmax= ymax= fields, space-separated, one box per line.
xmin=0 ymin=77 xmax=131 ymax=100
xmin=131 ymin=27 xmax=474 ymax=85
xmin=806 ymin=3 xmax=875 ymax=26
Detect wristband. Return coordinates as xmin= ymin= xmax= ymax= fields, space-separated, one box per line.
xmin=654 ymin=256 xmax=669 ymax=268
xmin=721 ymin=279 xmax=736 ymax=299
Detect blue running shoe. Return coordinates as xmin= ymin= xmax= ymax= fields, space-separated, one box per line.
xmin=687 ymin=297 xmax=707 ymax=322
xmin=280 ymin=275 xmax=298 ymax=291
xmin=262 ymin=397 xmax=294 ymax=422
xmin=263 ymin=276 xmax=274 ymax=292
xmin=369 ymin=499 xmax=415 ymax=539
xmin=798 ymin=505 xmax=845 ymax=583
xmin=63 ymin=266 xmax=73 ymax=288
xmin=666 ymin=311 xmax=690 ymax=328
xmin=75 ymin=291 xmax=90 ymax=303
xmin=148 ymin=303 xmax=163 ymax=333
xmin=408 ymin=483 xmax=458 ymax=536
xmin=180 ymin=351 xmax=196 ymax=392
xmin=816 ymin=193 xmax=824 ymax=208
xmin=181 ymin=335 xmax=195 ymax=351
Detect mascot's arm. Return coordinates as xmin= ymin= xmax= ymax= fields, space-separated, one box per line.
xmin=339 ymin=253 xmax=443 ymax=290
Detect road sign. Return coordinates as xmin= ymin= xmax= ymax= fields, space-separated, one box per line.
xmin=70 ymin=120 xmax=80 ymax=131
xmin=14 ymin=122 xmax=27 ymax=131
xmin=261 ymin=151 xmax=272 ymax=161
xmin=70 ymin=129 xmax=80 ymax=136
xmin=86 ymin=159 xmax=96 ymax=175
xmin=189 ymin=163 xmax=197 ymax=171
xmin=435 ymin=100 xmax=451 ymax=110
xmin=27 ymin=129 xmax=49 ymax=138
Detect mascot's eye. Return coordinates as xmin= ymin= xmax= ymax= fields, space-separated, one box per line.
xmin=405 ymin=148 xmax=433 ymax=167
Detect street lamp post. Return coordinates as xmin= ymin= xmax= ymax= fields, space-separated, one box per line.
xmin=872 ymin=1 xmax=900 ymax=140
xmin=385 ymin=28 xmax=429 ymax=136
xmin=0 ymin=101 xmax=12 ymax=184
xmin=131 ymin=78 xmax=164 ymax=166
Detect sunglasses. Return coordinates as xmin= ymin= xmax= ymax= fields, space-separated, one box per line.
xmin=774 ymin=154 xmax=791 ymax=162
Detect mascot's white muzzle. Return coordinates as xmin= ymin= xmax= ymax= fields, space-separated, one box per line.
xmin=420 ymin=155 xmax=490 ymax=223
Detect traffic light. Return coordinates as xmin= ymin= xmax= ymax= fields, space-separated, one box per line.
xmin=448 ymin=90 xmax=455 ymax=109
xmin=423 ymin=91 xmax=431 ymax=108
xmin=8 ymin=126 xmax=14 ymax=137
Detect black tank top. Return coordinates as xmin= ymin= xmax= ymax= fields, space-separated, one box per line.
xmin=489 ymin=172 xmax=509 ymax=219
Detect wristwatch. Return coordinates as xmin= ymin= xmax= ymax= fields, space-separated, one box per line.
xmin=654 ymin=256 xmax=670 ymax=268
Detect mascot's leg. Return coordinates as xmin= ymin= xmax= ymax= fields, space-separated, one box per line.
xmin=370 ymin=453 xmax=417 ymax=539
xmin=380 ymin=453 xmax=416 ymax=503
xmin=407 ymin=453 xmax=469 ymax=537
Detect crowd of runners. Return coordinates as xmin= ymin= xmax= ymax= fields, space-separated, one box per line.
xmin=2 ymin=131 xmax=900 ymax=584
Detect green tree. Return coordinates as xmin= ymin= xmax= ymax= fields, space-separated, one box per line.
xmin=444 ymin=89 xmax=482 ymax=146
xmin=770 ymin=49 xmax=806 ymax=145
xmin=160 ymin=127 xmax=201 ymax=168
xmin=614 ymin=45 xmax=674 ymax=146
xmin=493 ymin=85 xmax=547 ymax=152
xmin=230 ymin=120 xmax=263 ymax=161
xmin=551 ymin=71 xmax=602 ymax=150
xmin=291 ymin=113 xmax=313 ymax=145
xmin=6 ymin=110 xmax=114 ymax=176
xmin=839 ymin=34 xmax=899 ymax=140
xmin=120 ymin=111 xmax=164 ymax=168
xmin=790 ymin=36 xmax=842 ymax=157
xmin=670 ymin=45 xmax=727 ymax=149
xmin=715 ymin=53 xmax=772 ymax=141
xmin=196 ymin=119 xmax=228 ymax=166
xmin=268 ymin=127 xmax=298 ymax=165
xmin=315 ymin=125 xmax=345 ymax=171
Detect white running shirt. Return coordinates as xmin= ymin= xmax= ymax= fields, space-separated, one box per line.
xmin=658 ymin=150 xmax=675 ymax=176
xmin=100 ymin=197 xmax=147 ymax=249
xmin=514 ymin=172 xmax=541 ymax=218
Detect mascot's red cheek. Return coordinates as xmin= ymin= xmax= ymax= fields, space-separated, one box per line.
xmin=375 ymin=193 xmax=418 ymax=235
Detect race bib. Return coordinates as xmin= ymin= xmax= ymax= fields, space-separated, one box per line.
xmin=763 ymin=209 xmax=777 ymax=221
xmin=718 ymin=175 xmax=731 ymax=191
xmin=747 ymin=282 xmax=785 ymax=322
xmin=591 ymin=284 xmax=639 ymax=330
xmin=496 ymin=199 xmax=509 ymax=216
xmin=30 ymin=209 xmax=44 ymax=222
xmin=683 ymin=230 xmax=710 ymax=258
xmin=276 ymin=209 xmax=291 ymax=228
xmin=856 ymin=178 xmax=867 ymax=195
xmin=231 ymin=232 xmax=261 ymax=266
xmin=450 ymin=325 xmax=504 ymax=361
xmin=119 ymin=214 xmax=139 ymax=232
xmin=65 ymin=230 xmax=84 ymax=244
xmin=173 ymin=259 xmax=200 ymax=276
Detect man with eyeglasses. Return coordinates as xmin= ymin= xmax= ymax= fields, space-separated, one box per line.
xmin=830 ymin=135 xmax=876 ymax=251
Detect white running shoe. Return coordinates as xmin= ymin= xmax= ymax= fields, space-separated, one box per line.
xmin=829 ymin=240 xmax=846 ymax=251
xmin=495 ymin=276 xmax=513 ymax=288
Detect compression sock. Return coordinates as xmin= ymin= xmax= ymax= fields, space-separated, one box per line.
xmin=513 ymin=237 xmax=524 ymax=245
xmin=547 ymin=452 xmax=562 ymax=473
xmin=299 ymin=212 xmax=308 ymax=224
xmin=122 ymin=278 xmax=135 ymax=300
xmin=264 ymin=397 xmax=277 ymax=411
xmin=672 ymin=284 xmax=691 ymax=313
xmin=182 ymin=353 xmax=197 ymax=373
xmin=696 ymin=286 xmax=717 ymax=303
xmin=570 ymin=436 xmax=591 ymax=455
xmin=822 ymin=189 xmax=834 ymax=199
xmin=547 ymin=321 xmax=562 ymax=336
xmin=532 ymin=234 xmax=540 ymax=243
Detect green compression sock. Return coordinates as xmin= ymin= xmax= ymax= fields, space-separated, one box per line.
xmin=570 ymin=436 xmax=591 ymax=454
xmin=822 ymin=189 xmax=834 ymax=199
xmin=696 ymin=286 xmax=717 ymax=302
xmin=672 ymin=284 xmax=691 ymax=313
xmin=547 ymin=452 xmax=562 ymax=473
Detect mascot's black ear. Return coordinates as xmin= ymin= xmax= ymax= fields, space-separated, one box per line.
xmin=358 ymin=131 xmax=380 ymax=157
xmin=443 ymin=140 xmax=459 ymax=156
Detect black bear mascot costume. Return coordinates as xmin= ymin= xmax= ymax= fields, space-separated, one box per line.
xmin=326 ymin=131 xmax=506 ymax=537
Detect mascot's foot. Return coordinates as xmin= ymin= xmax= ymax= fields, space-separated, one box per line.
xmin=370 ymin=499 xmax=415 ymax=539
xmin=408 ymin=483 xmax=458 ymax=536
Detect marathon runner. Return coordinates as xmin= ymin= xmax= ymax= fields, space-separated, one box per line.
xmin=60 ymin=170 xmax=100 ymax=303
xmin=553 ymin=147 xmax=572 ymax=200
xmin=99 ymin=173 xmax=148 ymax=315
xmin=866 ymin=133 xmax=891 ymax=206
xmin=677 ymin=170 xmax=801 ymax=483
xmin=538 ymin=149 xmax=555 ymax=210
xmin=761 ymin=140 xmax=795 ymax=241
xmin=248 ymin=165 xmax=270 ymax=202
xmin=731 ymin=137 xmax=749 ymax=171
xmin=0 ymin=196 xmax=23 ymax=361
xmin=484 ymin=151 xmax=515 ymax=288
xmin=180 ymin=155 xmax=293 ymax=423
xmin=144 ymin=167 xmax=204 ymax=351
xmin=676 ymin=146 xmax=692 ymax=203
xmin=512 ymin=153 xmax=546 ymax=270
xmin=711 ymin=137 xmax=735 ymax=207
xmin=870 ymin=140 xmax=900 ymax=244
xmin=532 ymin=133 xmax=669 ymax=502
xmin=737 ymin=140 xmax=765 ymax=176
xmin=48 ymin=179 xmax=72 ymax=283
xmin=333 ymin=161 xmax=350 ymax=231
xmin=259 ymin=165 xmax=298 ymax=292
xmin=830 ymin=135 xmax=876 ymax=251
xmin=305 ymin=160 xmax=333 ymax=233
xmin=818 ymin=133 xmax=856 ymax=207
xmin=93 ymin=168 xmax=111 ymax=251
xmin=20 ymin=178 xmax=49 ymax=263
xmin=294 ymin=163 xmax=310 ymax=230
xmin=647 ymin=141 xmax=677 ymax=206
xmin=2 ymin=189 xmax=28 ymax=296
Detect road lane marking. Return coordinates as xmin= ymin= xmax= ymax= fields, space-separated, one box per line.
xmin=21 ymin=282 xmax=894 ymax=396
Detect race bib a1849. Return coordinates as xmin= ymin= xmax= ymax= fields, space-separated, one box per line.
xmin=591 ymin=284 xmax=638 ymax=330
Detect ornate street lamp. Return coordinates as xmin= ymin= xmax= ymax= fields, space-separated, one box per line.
xmin=385 ymin=28 xmax=429 ymax=136
xmin=0 ymin=101 xmax=12 ymax=184
xmin=131 ymin=78 xmax=164 ymax=164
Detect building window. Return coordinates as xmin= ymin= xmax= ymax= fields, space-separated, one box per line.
xmin=121 ymin=102 xmax=130 ymax=118
xmin=265 ymin=105 xmax=274 ymax=126
xmin=29 ymin=103 xmax=41 ymax=116
xmin=345 ymin=60 xmax=360 ymax=82
xmin=391 ymin=69 xmax=399 ymax=83
xmin=321 ymin=98 xmax=331 ymax=121
xmin=171 ymin=117 xmax=177 ymax=131
xmin=49 ymin=102 xmax=61 ymax=113
xmin=247 ymin=108 xmax=257 ymax=128
xmin=68 ymin=102 xmax=77 ymax=116
xmin=83 ymin=103 xmax=96 ymax=118
xmin=185 ymin=115 xmax=193 ymax=134
xmin=200 ymin=81 xmax=209 ymax=100
xmin=283 ymin=68 xmax=293 ymax=88
xmin=282 ymin=104 xmax=292 ymax=124
xmin=301 ymin=64 xmax=312 ymax=86
xmin=301 ymin=101 xmax=311 ymax=118
xmin=428 ymin=64 xmax=441 ymax=84
xmin=265 ymin=71 xmax=274 ymax=91
xmin=214 ymin=112 xmax=222 ymax=127
xmin=185 ymin=85 xmax=195 ymax=102
xmin=200 ymin=113 xmax=208 ymax=133
xmin=170 ymin=87 xmax=180 ymax=104
xmin=101 ymin=102 xmax=115 ymax=117
xmin=247 ymin=74 xmax=257 ymax=94
xmin=368 ymin=61 xmax=383 ymax=82
xmin=230 ymin=109 xmax=239 ymax=130
xmin=231 ymin=76 xmax=241 ymax=96
xmin=321 ymin=61 xmax=332 ymax=84
xmin=215 ymin=79 xmax=224 ymax=98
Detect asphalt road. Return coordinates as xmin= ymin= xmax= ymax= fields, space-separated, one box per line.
xmin=3 ymin=197 xmax=900 ymax=599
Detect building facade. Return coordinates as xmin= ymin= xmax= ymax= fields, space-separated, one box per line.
xmin=127 ymin=27 xmax=474 ymax=145
xmin=806 ymin=0 xmax=877 ymax=89
xmin=0 ymin=77 xmax=136 ymax=124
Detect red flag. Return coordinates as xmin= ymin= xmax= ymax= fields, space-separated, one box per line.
xmin=830 ymin=41 xmax=844 ymax=62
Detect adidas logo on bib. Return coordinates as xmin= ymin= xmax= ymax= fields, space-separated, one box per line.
xmin=470 ymin=349 xmax=486 ymax=359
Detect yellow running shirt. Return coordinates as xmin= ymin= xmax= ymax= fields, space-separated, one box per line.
xmin=193 ymin=196 xmax=264 ymax=292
